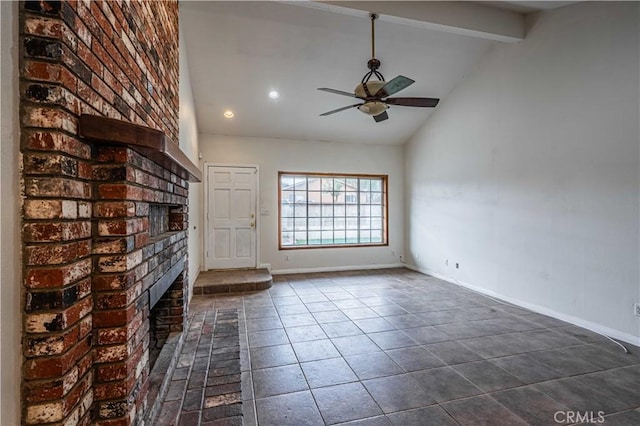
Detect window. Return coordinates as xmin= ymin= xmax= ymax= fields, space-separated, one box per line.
xmin=279 ymin=172 xmax=388 ymax=248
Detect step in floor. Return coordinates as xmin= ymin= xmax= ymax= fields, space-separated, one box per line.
xmin=193 ymin=268 xmax=272 ymax=294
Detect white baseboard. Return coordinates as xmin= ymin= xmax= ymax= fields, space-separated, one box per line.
xmin=259 ymin=263 xmax=272 ymax=272
xmin=406 ymin=264 xmax=640 ymax=347
xmin=271 ymin=263 xmax=405 ymax=276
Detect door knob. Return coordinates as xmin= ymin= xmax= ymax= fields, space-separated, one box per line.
xmin=250 ymin=222 xmax=255 ymax=228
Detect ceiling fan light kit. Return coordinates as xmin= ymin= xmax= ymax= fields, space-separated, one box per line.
xmin=318 ymin=13 xmax=440 ymax=122
xmin=358 ymin=101 xmax=387 ymax=116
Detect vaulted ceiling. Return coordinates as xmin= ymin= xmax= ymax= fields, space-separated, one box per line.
xmin=181 ymin=1 xmax=575 ymax=145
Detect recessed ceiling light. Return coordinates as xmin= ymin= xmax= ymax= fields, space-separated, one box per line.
xmin=268 ymin=90 xmax=280 ymax=100
xmin=223 ymin=110 xmax=234 ymax=118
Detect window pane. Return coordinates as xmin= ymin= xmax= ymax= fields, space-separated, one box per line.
xmin=322 ymin=231 xmax=333 ymax=243
xmin=282 ymin=190 xmax=294 ymax=203
xmin=294 ymin=232 xmax=307 ymax=245
xmin=359 ymin=217 xmax=370 ymax=229
xmin=321 ymin=177 xmax=333 ymax=192
xmin=370 ymin=179 xmax=382 ymax=191
xmin=308 ymin=191 xmax=321 ymax=204
xmin=322 ymin=205 xmax=333 ymax=216
xmin=308 ymin=218 xmax=321 ymax=230
xmin=360 ymin=179 xmax=370 ymax=191
xmin=308 ymin=231 xmax=321 ymax=244
xmin=281 ymin=176 xmax=295 ymax=188
xmin=308 ymin=204 xmax=321 ymax=217
xmin=345 ymin=192 xmax=357 ymax=204
xmin=360 ymin=230 xmax=371 ymax=243
xmin=346 ymin=218 xmax=358 ymax=230
xmin=281 ymin=203 xmax=294 ymax=218
xmin=371 ymin=192 xmax=382 ymax=204
xmin=281 ymin=218 xmax=294 ymax=232
xmin=360 ymin=205 xmax=371 ymax=217
xmin=294 ymin=191 xmax=307 ymax=203
xmin=370 ymin=218 xmax=383 ymax=230
xmin=322 ymin=218 xmax=333 ymax=230
xmin=371 ymin=205 xmax=382 ymax=216
xmin=334 ymin=205 xmax=345 ymax=216
xmin=334 ymin=218 xmax=345 ymax=230
xmin=295 ymin=218 xmax=307 ymax=231
xmin=282 ymin=232 xmax=294 ymax=245
xmin=345 ymin=178 xmax=357 ymax=188
xmin=346 ymin=230 xmax=358 ymax=243
xmin=294 ymin=176 xmax=307 ymax=190
xmin=371 ymin=230 xmax=382 ymax=243
xmin=295 ymin=204 xmax=306 ymax=217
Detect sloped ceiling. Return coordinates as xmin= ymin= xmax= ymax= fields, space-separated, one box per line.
xmin=180 ymin=1 xmax=570 ymax=145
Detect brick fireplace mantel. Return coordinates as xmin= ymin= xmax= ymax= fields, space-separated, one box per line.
xmin=79 ymin=114 xmax=202 ymax=183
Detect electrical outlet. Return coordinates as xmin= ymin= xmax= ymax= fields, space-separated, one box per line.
xmin=634 ymin=303 xmax=640 ymax=317
xmin=445 ymin=259 xmax=449 ymax=266
xmin=284 ymin=255 xmax=289 ymax=261
xmin=456 ymin=262 xmax=459 ymax=269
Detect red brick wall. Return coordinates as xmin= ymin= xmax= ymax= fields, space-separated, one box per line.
xmin=20 ymin=1 xmax=180 ymax=424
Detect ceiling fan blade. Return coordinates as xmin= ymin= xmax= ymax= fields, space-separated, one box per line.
xmin=373 ymin=111 xmax=389 ymax=122
xmin=385 ymin=97 xmax=440 ymax=107
xmin=318 ymin=88 xmax=360 ymax=98
xmin=375 ymin=75 xmax=415 ymax=97
xmin=320 ymin=103 xmax=362 ymax=116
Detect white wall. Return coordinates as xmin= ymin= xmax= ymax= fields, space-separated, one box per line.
xmin=179 ymin=21 xmax=202 ymax=296
xmin=405 ymin=2 xmax=640 ymax=344
xmin=0 ymin=1 xmax=22 ymax=423
xmin=199 ymin=135 xmax=405 ymax=273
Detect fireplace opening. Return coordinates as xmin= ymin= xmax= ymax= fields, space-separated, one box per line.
xmin=145 ymin=269 xmax=187 ymax=423
xmin=148 ymin=268 xmax=185 ymax=370
xmin=148 ymin=304 xmax=167 ymax=372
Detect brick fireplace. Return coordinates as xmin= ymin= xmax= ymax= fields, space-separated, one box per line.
xmin=18 ymin=1 xmax=200 ymax=425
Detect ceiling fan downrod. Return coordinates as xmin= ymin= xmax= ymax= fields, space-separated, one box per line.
xmin=363 ymin=13 xmax=384 ymax=84
xmin=371 ymin=13 xmax=377 ymax=60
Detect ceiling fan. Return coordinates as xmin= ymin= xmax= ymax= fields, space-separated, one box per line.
xmin=318 ymin=13 xmax=440 ymax=122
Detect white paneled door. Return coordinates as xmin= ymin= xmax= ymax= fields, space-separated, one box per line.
xmin=206 ymin=166 xmax=257 ymax=269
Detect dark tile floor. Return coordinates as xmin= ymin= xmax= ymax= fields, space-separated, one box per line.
xmin=186 ymin=268 xmax=640 ymax=425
